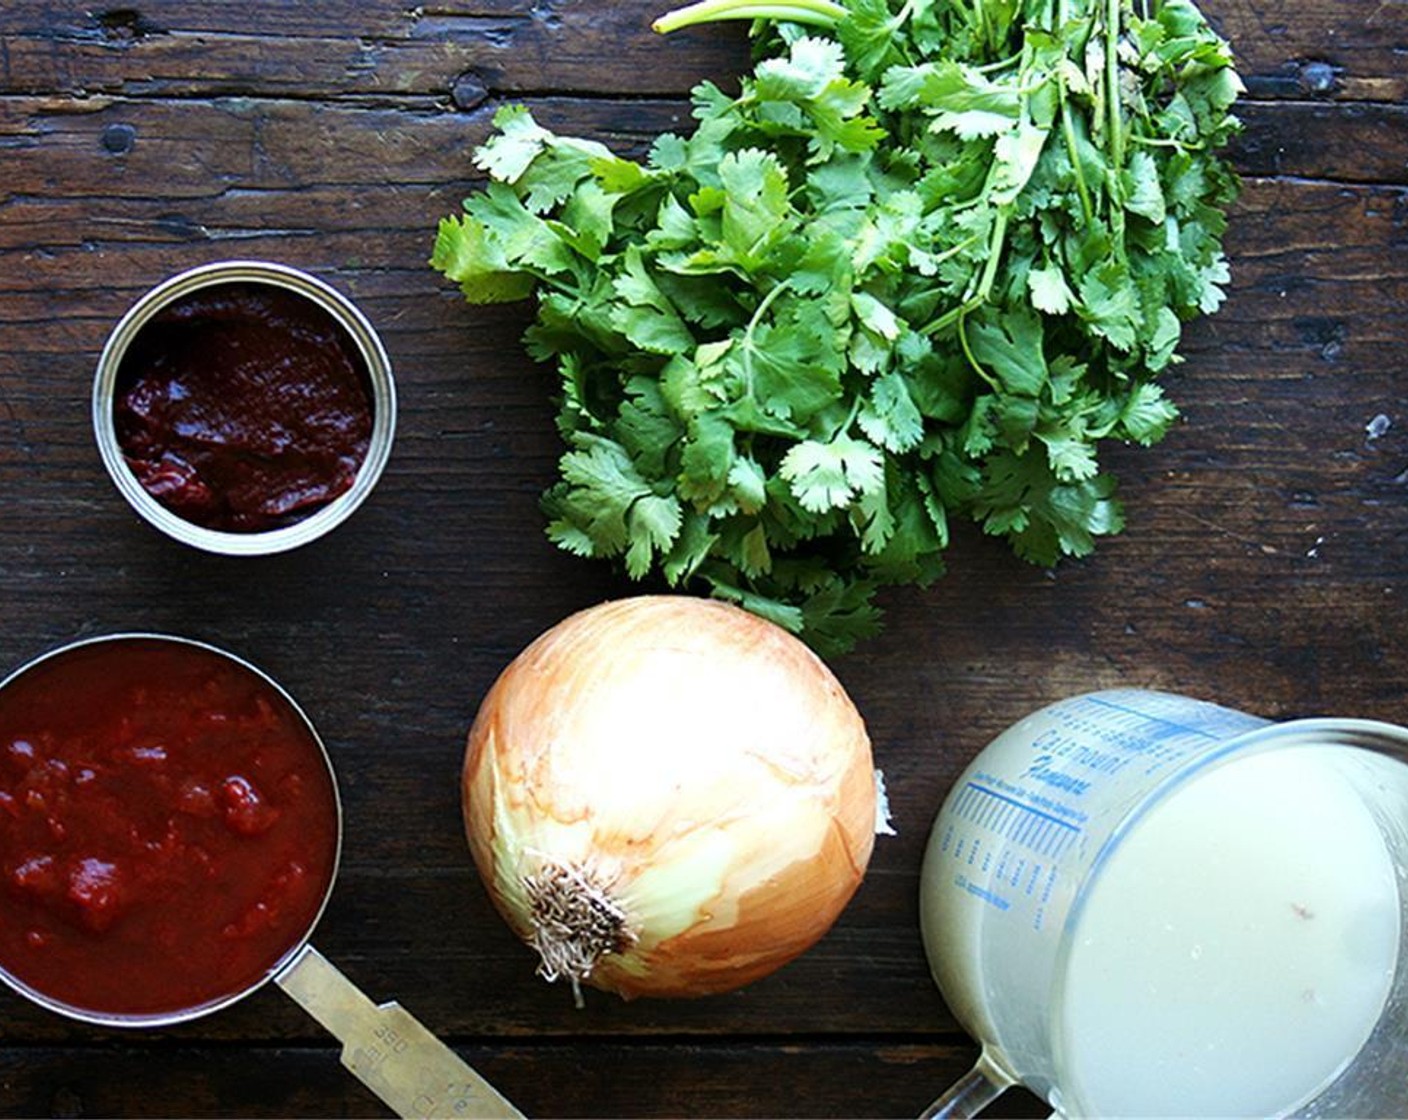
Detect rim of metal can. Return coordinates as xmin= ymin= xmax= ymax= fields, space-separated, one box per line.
xmin=91 ymin=260 xmax=397 ymax=556
xmin=0 ymin=632 xmax=344 ymax=1028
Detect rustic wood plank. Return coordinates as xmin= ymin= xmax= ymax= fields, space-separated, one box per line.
xmin=0 ymin=2 xmax=748 ymax=101
xmin=0 ymin=0 xmax=1402 ymax=103
xmin=0 ymin=93 xmax=1404 ymax=296
xmin=0 ymin=1039 xmax=1050 ymax=1118
xmin=1235 ymin=100 xmax=1408 ymax=184
xmin=0 ymin=97 xmax=680 ymax=208
xmin=1219 ymin=0 xmax=1408 ymax=102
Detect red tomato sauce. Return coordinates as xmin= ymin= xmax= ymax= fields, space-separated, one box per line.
xmin=113 ymin=282 xmax=373 ymax=533
xmin=0 ymin=638 xmax=339 ymax=1018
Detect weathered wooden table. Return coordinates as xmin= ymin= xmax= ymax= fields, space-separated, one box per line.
xmin=0 ymin=1 xmax=1404 ymax=1116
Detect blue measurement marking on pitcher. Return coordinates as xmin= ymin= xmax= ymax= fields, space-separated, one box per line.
xmin=950 ymin=781 xmax=1081 ymax=859
xmin=1077 ymin=694 xmax=1221 ymax=739
xmin=1072 ymin=693 xmax=1262 ymax=752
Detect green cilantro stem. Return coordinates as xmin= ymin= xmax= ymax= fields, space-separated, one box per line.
xmin=920 ymin=183 xmax=1013 ymax=341
xmin=920 ymin=296 xmax=981 ymax=339
xmin=741 ymin=279 xmax=791 ymax=399
xmin=1129 ymin=134 xmax=1205 ymax=151
xmin=975 ymin=208 xmax=1011 ymax=305
xmin=1105 ymin=0 xmax=1127 ymax=187
xmin=974 ymin=52 xmax=1025 ymax=74
xmin=1055 ymin=0 xmax=1094 ymax=221
xmin=956 ymin=314 xmax=1001 ymax=392
xmin=915 ymin=234 xmax=988 ymax=280
xmin=1101 ymin=0 xmax=1131 ymax=262
xmin=653 ymin=0 xmax=847 ymax=33
xmin=1059 ymin=100 xmax=1094 ymax=221
xmin=970 ymin=0 xmax=988 ymax=50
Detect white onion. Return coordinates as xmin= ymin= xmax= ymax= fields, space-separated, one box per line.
xmin=461 ymin=595 xmax=879 ymax=1000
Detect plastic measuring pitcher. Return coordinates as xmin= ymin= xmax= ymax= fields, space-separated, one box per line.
xmin=919 ymin=689 xmax=1408 ymax=1119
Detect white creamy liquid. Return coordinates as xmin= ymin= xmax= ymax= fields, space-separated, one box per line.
xmin=1057 ymin=746 xmax=1403 ymax=1118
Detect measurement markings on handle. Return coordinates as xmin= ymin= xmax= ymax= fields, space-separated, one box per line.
xmin=952 ymin=782 xmax=1081 ymax=859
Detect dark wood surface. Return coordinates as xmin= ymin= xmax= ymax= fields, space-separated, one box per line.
xmin=0 ymin=1 xmax=1404 ymax=1116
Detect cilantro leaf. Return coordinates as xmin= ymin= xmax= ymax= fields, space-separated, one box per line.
xmin=779 ymin=434 xmax=885 ymax=513
xmin=430 ymin=215 xmax=535 ymax=304
xmin=1078 ymin=262 xmax=1143 ymax=352
xmin=1123 ymin=149 xmax=1167 ymax=224
xmin=755 ymin=35 xmax=849 ymax=100
xmin=1120 ymin=382 xmax=1181 ymax=445
xmin=718 ymin=148 xmax=794 ymax=263
xmin=473 ymin=105 xmax=552 ymax=183
xmin=966 ymin=308 xmax=1049 ymax=397
xmin=1028 ymin=262 xmax=1076 ymax=315
xmin=880 ymin=60 xmax=1021 ymax=139
xmin=610 ymin=246 xmax=695 ymax=355
xmin=859 ymin=372 xmax=925 ymax=453
xmin=625 ymin=494 xmax=685 ymax=579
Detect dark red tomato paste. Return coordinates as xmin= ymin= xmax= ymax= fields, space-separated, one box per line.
xmin=0 ymin=638 xmax=338 ymax=1018
xmin=114 ymin=282 xmax=373 ymax=533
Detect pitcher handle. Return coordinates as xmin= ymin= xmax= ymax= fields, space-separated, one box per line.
xmin=918 ymin=1049 xmax=1014 ymax=1119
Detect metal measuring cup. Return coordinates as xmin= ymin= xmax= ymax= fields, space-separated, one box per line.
xmin=0 ymin=634 xmax=521 ymax=1119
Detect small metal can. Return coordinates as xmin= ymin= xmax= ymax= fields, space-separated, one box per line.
xmin=92 ymin=260 xmax=396 ymax=555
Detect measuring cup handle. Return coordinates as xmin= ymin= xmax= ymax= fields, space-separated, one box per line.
xmin=276 ymin=944 xmax=524 ymax=1119
xmin=918 ymin=1050 xmax=1013 ymax=1119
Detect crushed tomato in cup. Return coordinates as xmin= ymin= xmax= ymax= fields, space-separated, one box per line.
xmin=0 ymin=636 xmax=339 ymax=1020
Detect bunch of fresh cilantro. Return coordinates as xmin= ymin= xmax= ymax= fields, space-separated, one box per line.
xmin=432 ymin=0 xmax=1242 ymax=655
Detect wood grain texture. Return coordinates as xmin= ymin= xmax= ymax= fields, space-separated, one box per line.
xmin=0 ymin=0 xmax=1401 ymax=102
xmin=0 ymin=0 xmax=1405 ymax=1116
xmin=0 ymin=1040 xmax=1051 ymax=1118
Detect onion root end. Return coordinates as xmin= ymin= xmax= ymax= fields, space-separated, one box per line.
xmin=524 ymin=859 xmax=637 ymax=1007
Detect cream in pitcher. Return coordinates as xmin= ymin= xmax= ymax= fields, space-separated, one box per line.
xmin=919 ymin=690 xmax=1408 ymax=1119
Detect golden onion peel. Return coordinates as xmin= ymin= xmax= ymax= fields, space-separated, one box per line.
xmin=462 ymin=595 xmax=881 ymax=1001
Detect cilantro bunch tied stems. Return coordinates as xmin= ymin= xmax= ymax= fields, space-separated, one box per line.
xmin=432 ymin=0 xmax=1242 ymax=654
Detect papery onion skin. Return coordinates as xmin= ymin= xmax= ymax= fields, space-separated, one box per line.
xmin=462 ymin=595 xmax=877 ymax=999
